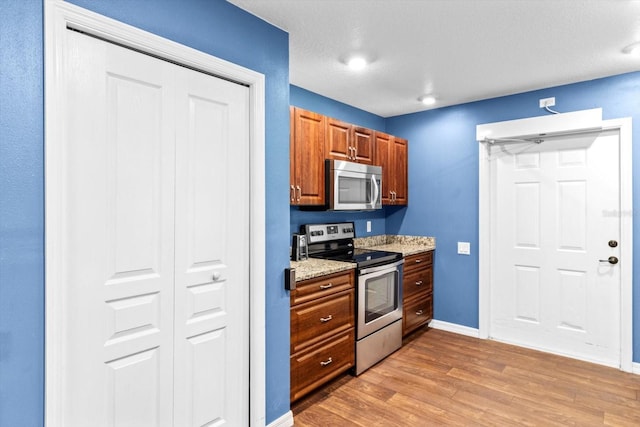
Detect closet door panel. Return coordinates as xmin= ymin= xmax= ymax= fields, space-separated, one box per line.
xmin=173 ymin=65 xmax=250 ymax=427
xmin=60 ymin=30 xmax=175 ymax=426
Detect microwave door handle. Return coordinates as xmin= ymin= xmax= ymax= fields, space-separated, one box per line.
xmin=371 ymin=174 xmax=379 ymax=208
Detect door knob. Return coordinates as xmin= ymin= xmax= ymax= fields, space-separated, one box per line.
xmin=599 ymin=256 xmax=619 ymax=265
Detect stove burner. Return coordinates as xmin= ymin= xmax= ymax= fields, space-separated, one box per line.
xmin=313 ymin=248 xmax=403 ymax=269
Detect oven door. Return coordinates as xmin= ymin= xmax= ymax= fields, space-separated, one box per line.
xmin=357 ymin=260 xmax=403 ymax=339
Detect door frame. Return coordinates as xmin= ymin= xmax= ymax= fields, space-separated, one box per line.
xmin=44 ymin=1 xmax=266 ymax=425
xmin=477 ymin=109 xmax=633 ymax=372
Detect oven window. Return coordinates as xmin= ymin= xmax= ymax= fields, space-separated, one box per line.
xmin=364 ymin=270 xmax=398 ymax=323
xmin=338 ymin=176 xmax=371 ymax=204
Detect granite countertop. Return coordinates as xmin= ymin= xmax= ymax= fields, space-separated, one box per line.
xmin=356 ymin=235 xmax=435 ymax=257
xmin=290 ymin=235 xmax=435 ymax=282
xmin=290 ymin=257 xmax=355 ymax=281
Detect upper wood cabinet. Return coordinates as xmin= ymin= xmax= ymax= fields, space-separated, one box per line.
xmin=290 ymin=106 xmax=408 ymax=207
xmin=290 ymin=106 xmax=326 ymax=205
xmin=375 ymin=132 xmax=408 ymax=205
xmin=326 ymin=117 xmax=374 ymax=165
xmin=392 ymin=136 xmax=408 ymax=205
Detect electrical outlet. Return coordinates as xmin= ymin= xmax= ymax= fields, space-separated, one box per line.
xmin=539 ymin=97 xmax=555 ymax=108
xmin=458 ymin=241 xmax=470 ymax=255
xmin=366 ymin=221 xmax=371 ymax=233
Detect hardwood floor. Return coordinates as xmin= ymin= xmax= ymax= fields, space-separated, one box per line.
xmin=292 ymin=328 xmax=640 ymax=426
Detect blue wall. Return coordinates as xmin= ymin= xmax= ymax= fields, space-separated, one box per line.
xmin=0 ymin=0 xmax=291 ymax=424
xmin=0 ymin=1 xmax=45 ymax=424
xmin=290 ymin=85 xmax=394 ymax=238
xmin=385 ymin=72 xmax=640 ymax=359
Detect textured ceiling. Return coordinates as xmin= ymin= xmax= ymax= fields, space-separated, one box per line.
xmin=228 ymin=0 xmax=640 ymax=118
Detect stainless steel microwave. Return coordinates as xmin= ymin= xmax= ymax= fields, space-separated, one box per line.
xmin=326 ymin=160 xmax=382 ymax=210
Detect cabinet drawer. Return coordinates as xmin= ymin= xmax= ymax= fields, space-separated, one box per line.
xmin=290 ymin=329 xmax=355 ymax=402
xmin=291 ymin=270 xmax=354 ymax=306
xmin=404 ymin=251 xmax=433 ymax=273
xmin=403 ymin=294 xmax=433 ymax=336
xmin=403 ymin=267 xmax=432 ymax=301
xmin=291 ymin=289 xmax=355 ymax=354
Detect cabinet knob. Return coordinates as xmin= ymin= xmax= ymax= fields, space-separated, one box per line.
xmin=320 ymin=315 xmax=333 ymax=323
xmin=415 ymin=280 xmax=423 ymax=286
xmin=416 ymin=309 xmax=424 ymax=316
xmin=212 ymin=272 xmax=221 ymax=281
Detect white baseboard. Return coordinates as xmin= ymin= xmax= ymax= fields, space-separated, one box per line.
xmin=267 ymin=410 xmax=294 ymax=427
xmin=632 ymin=362 xmax=640 ymax=375
xmin=429 ymin=319 xmax=480 ymax=338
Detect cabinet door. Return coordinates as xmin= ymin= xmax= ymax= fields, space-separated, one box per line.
xmin=392 ymin=137 xmax=408 ymax=205
xmin=374 ymin=131 xmax=393 ymax=204
xmin=291 ymin=107 xmax=325 ymax=205
xmin=326 ymin=117 xmax=352 ymax=162
xmin=352 ymin=126 xmax=374 ymax=165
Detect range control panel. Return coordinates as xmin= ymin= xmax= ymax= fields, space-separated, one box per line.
xmin=303 ymin=222 xmax=355 ymax=244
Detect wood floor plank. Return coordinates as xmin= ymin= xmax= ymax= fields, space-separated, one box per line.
xmin=292 ymin=328 xmax=640 ymax=426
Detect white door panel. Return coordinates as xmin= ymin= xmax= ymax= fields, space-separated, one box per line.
xmin=173 ymin=64 xmax=250 ymax=426
xmin=61 ymin=29 xmax=249 ymax=426
xmin=64 ymin=30 xmax=175 ymax=426
xmin=492 ymin=130 xmax=620 ymax=366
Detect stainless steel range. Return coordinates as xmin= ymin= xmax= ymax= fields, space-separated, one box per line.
xmin=302 ymin=222 xmax=404 ymax=375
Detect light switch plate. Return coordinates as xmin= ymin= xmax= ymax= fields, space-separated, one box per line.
xmin=458 ymin=241 xmax=471 ymax=255
xmin=366 ymin=221 xmax=371 ymax=233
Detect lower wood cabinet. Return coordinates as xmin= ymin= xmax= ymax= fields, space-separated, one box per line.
xmin=402 ymin=251 xmax=434 ymax=336
xmin=290 ymin=270 xmax=355 ymax=402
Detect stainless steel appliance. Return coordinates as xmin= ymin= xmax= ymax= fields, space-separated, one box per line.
xmin=326 ymin=160 xmax=382 ymax=211
xmin=302 ymin=222 xmax=403 ymax=375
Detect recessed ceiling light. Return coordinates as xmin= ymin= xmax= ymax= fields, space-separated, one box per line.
xmin=347 ymin=57 xmax=367 ymax=70
xmin=419 ymin=95 xmax=436 ymax=106
xmin=622 ymin=41 xmax=640 ymax=55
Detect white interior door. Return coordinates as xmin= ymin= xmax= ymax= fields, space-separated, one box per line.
xmin=490 ymin=130 xmax=621 ymax=366
xmin=59 ymin=28 xmax=249 ymax=426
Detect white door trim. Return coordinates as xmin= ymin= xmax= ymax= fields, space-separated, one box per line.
xmin=478 ymin=110 xmax=633 ymax=372
xmin=44 ymin=1 xmax=266 ymax=425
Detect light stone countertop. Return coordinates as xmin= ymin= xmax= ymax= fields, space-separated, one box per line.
xmin=290 ymin=235 xmax=435 ymax=282
xmin=290 ymin=257 xmax=354 ymax=282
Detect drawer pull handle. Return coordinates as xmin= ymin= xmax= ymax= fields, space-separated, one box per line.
xmin=416 ymin=309 xmax=424 ymax=316
xmin=320 ymin=315 xmax=333 ymax=323
xmin=415 ymin=280 xmax=423 ymax=286
xmin=415 ymin=259 xmax=422 ymax=263
xmin=319 ymin=283 xmax=333 ymax=289
xmin=320 ymin=357 xmax=333 ymax=366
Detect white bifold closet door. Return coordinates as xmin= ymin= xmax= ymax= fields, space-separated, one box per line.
xmin=60 ymin=29 xmax=249 ymax=426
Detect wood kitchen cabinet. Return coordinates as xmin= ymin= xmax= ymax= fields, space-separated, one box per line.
xmin=290 ymin=270 xmax=355 ymax=402
xmin=290 ymin=106 xmax=326 ymax=205
xmin=402 ymin=251 xmax=433 ymax=336
xmin=326 ymin=117 xmax=374 ymax=165
xmin=374 ymin=132 xmax=408 ymax=205
xmin=290 ymin=106 xmax=408 ymax=206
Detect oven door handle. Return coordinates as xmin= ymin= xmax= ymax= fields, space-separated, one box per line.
xmin=359 ymin=259 xmax=404 ymax=276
